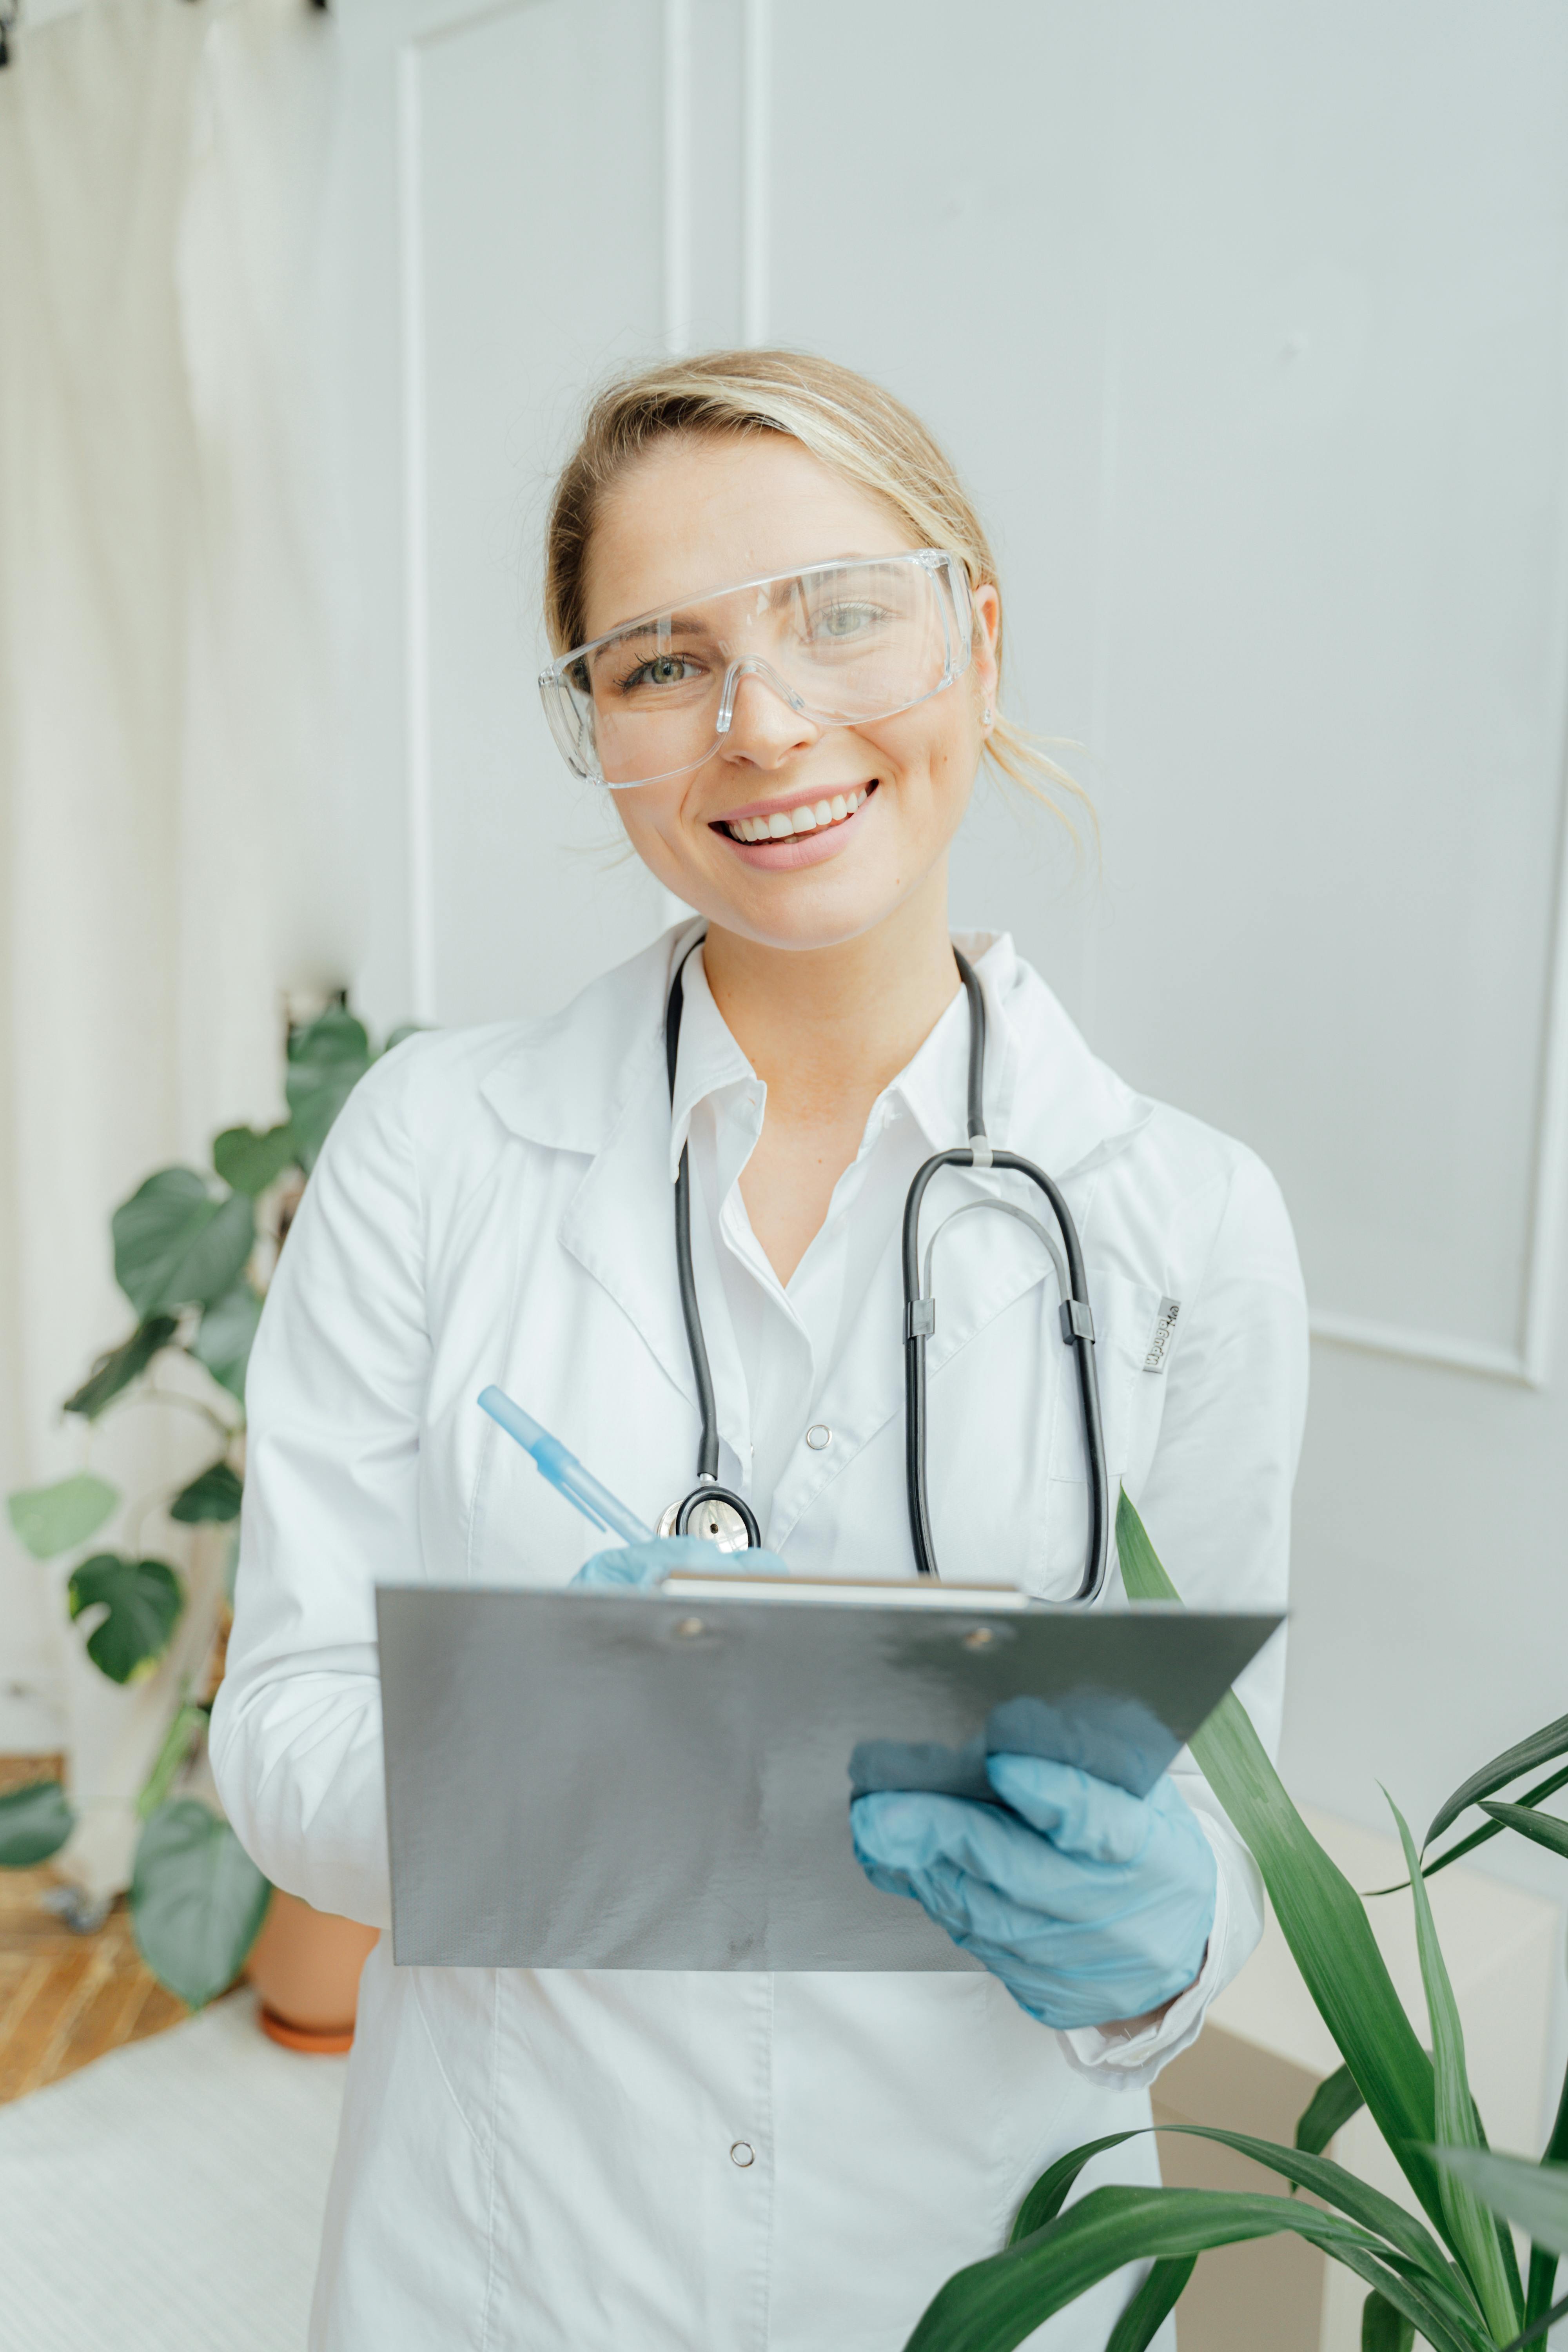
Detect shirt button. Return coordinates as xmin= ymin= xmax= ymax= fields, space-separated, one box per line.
xmin=730 ymin=2141 xmax=755 ymax=2168
xmin=805 ymin=1424 xmax=831 ymax=1451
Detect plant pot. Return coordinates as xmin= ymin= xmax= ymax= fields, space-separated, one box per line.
xmin=246 ymin=1889 xmax=379 ymax=2055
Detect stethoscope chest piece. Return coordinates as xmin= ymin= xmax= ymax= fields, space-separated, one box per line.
xmin=658 ymin=1482 xmax=760 ymax=1553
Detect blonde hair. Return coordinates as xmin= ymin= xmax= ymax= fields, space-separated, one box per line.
xmin=543 ymin=348 xmax=1087 ymax=828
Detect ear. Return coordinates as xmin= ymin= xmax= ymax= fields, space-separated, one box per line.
xmin=971 ymin=583 xmax=1001 ymax=719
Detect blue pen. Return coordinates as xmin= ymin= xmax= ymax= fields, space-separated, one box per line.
xmin=477 ymin=1386 xmax=653 ymax=1546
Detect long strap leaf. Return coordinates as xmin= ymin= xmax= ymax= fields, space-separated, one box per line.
xmin=1115 ymin=1491 xmax=1443 ymax=2234
xmin=1391 ymin=1800 xmax=1522 ymax=2339
xmin=1363 ymin=2288 xmax=1417 ymax=2350
xmin=903 ymin=2183 xmax=1490 ymax=2352
xmin=1526 ymin=2063 xmax=1568 ymax=2326
xmin=1105 ymin=2256 xmax=1195 ymax=2352
xmin=1425 ymin=1714 xmax=1568 ymax=1849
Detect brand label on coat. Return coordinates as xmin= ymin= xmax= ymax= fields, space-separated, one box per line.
xmin=1143 ymin=1298 xmax=1181 ymax=1372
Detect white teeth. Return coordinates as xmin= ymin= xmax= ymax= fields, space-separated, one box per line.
xmin=728 ymin=786 xmax=871 ymax=843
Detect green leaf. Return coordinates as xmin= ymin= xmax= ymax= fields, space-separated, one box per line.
xmin=1114 ymin=1491 xmax=1445 ymax=2238
xmin=1527 ymin=2067 xmax=1568 ymax=2327
xmin=383 ymin=1023 xmax=426 ymax=1053
xmin=1372 ymin=1762 xmax=1568 ymax=1894
xmin=1362 ymin=2288 xmax=1416 ymax=2351
xmin=1298 ymin=2062 xmax=1367 ymax=2158
xmin=1432 ymin=2154 xmax=1568 ymax=2262
xmin=1425 ymin=1713 xmax=1568 ymax=1850
xmin=130 ymin=1801 xmax=270 ymax=2009
xmin=1390 ymin=1795 xmax=1521 ymax=2340
xmin=7 ymin=1472 xmax=120 ymax=1560
xmin=212 ymin=1122 xmax=299 ymax=1196
xmin=62 ymin=1316 xmax=179 ymax=1419
xmin=0 ymin=1779 xmax=74 ymax=1867
xmin=285 ymin=1007 xmax=372 ymax=1170
xmin=1479 ymin=1800 xmax=1568 ymax=1863
xmin=113 ymin=1169 xmax=255 ymax=1318
xmin=168 ymin=1459 xmax=242 ymax=1525
xmin=903 ymin=2183 xmax=1488 ymax=2352
xmin=1106 ymin=2256 xmax=1195 ymax=2351
xmin=191 ymin=1279 xmax=262 ymax=1403
xmin=67 ymin=1552 xmax=183 ymax=1683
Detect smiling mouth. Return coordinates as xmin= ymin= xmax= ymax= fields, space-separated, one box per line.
xmin=717 ymin=783 xmax=877 ymax=844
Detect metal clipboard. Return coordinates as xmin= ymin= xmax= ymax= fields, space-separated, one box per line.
xmin=377 ymin=1577 xmax=1281 ymax=1971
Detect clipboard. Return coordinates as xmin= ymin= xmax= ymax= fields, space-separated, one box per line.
xmin=377 ymin=1578 xmax=1281 ymax=1971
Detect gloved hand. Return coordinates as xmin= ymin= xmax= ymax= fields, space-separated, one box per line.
xmin=572 ymin=1537 xmax=789 ymax=1590
xmin=850 ymin=1753 xmax=1216 ymax=2031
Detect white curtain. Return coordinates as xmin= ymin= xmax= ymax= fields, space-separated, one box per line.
xmin=0 ymin=0 xmax=346 ymax=1895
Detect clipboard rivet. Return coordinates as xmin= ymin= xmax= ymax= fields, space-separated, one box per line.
xmin=674 ymin=1616 xmax=706 ymax=1638
xmin=962 ymin=1627 xmax=996 ymax=1650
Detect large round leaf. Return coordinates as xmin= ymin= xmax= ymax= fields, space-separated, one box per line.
xmin=67 ymin=1552 xmax=183 ymax=1683
xmin=212 ymin=1122 xmax=300 ymax=1197
xmin=0 ymin=1779 xmax=74 ymax=1867
xmin=7 ymin=1472 xmax=120 ymax=1561
xmin=191 ymin=1280 xmax=262 ymax=1403
xmin=113 ymin=1169 xmax=255 ymax=1318
xmin=63 ymin=1316 xmax=180 ymax=1420
xmin=285 ymin=1007 xmax=372 ymax=1169
xmin=169 ymin=1459 xmax=243 ymax=1524
xmin=131 ymin=1801 xmax=271 ymax=2008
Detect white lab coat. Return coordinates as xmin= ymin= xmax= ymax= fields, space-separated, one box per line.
xmin=212 ymin=926 xmax=1308 ymax=2352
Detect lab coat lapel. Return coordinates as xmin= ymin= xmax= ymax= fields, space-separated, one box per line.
xmin=479 ymin=926 xmax=716 ymax=1434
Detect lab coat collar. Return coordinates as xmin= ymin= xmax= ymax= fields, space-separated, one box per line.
xmin=476 ymin=921 xmax=1151 ymax=1471
xmin=477 ymin=918 xmax=1149 ymax=1186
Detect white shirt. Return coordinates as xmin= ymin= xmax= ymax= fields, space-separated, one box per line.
xmin=212 ymin=924 xmax=1309 ymax=2352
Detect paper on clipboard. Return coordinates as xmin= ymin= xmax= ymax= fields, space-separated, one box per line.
xmin=377 ymin=1580 xmax=1281 ymax=1973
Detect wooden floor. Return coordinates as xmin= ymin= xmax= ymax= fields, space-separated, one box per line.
xmin=0 ymin=1757 xmax=186 ymax=2105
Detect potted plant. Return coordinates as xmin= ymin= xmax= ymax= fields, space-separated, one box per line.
xmin=0 ymin=1003 xmax=413 ymax=2043
xmin=900 ymin=1492 xmax=1568 ymax=2352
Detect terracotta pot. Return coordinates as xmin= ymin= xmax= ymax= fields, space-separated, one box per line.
xmin=247 ymin=1890 xmax=379 ymax=2055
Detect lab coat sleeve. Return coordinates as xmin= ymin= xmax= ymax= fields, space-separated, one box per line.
xmin=1059 ymin=1143 xmax=1309 ymax=2089
xmin=209 ymin=1048 xmax=432 ymax=1929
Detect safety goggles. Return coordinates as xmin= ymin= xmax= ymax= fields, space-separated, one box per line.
xmin=539 ymin=548 xmax=975 ymax=789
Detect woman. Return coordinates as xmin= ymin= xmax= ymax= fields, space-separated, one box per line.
xmin=213 ymin=349 xmax=1308 ymax=2351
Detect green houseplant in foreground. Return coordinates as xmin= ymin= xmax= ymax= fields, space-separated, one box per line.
xmin=0 ymin=1005 xmax=413 ymax=2008
xmin=904 ymin=1493 xmax=1568 ymax=2352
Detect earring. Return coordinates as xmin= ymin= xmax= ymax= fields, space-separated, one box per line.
xmin=982 ymin=706 xmax=993 ymax=727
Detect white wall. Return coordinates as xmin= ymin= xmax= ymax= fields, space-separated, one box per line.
xmin=326 ymin=0 xmax=1568 ymax=1954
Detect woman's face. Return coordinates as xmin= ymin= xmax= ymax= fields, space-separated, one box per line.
xmin=575 ymin=432 xmax=1000 ymax=953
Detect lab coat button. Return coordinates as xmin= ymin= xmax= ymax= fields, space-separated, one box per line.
xmin=806 ymin=1424 xmax=831 ymax=1451
xmin=730 ymin=2141 xmax=755 ymax=2168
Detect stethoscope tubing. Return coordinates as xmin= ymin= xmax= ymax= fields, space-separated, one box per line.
xmin=664 ymin=936 xmax=1109 ymax=1597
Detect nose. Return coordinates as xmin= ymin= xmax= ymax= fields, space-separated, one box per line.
xmin=716 ymin=659 xmax=822 ymax=768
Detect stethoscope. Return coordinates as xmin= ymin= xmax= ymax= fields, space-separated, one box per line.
xmin=656 ymin=938 xmax=1110 ymax=1599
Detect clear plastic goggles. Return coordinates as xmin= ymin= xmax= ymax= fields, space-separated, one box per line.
xmin=539 ymin=548 xmax=975 ymax=788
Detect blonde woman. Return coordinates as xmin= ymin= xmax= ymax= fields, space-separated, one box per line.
xmin=214 ymin=350 xmax=1307 ymax=2350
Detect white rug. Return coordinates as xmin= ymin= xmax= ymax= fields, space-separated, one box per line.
xmin=0 ymin=1992 xmax=345 ymax=2352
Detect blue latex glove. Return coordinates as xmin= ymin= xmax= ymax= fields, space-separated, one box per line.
xmin=851 ymin=1754 xmax=1216 ymax=2031
xmin=572 ymin=1537 xmax=789 ymax=1590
